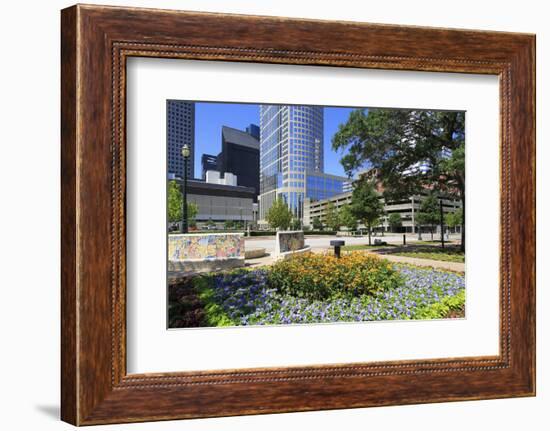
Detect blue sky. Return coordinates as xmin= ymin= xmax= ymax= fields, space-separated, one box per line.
xmin=194 ymin=102 xmax=356 ymax=178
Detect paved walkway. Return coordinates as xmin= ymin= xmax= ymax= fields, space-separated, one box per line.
xmin=365 ymin=252 xmax=465 ymax=273
xmin=243 ymin=248 xmax=464 ymax=273
xmin=244 ymin=234 xmax=462 ymax=254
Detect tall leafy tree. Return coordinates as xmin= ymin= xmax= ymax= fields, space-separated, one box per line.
xmin=349 ymin=178 xmax=385 ymax=245
xmin=339 ymin=204 xmax=358 ymax=231
xmin=332 ymin=108 xmax=465 ymax=250
xmin=168 ymin=180 xmax=182 ymax=223
xmin=388 ymin=213 xmax=402 ymax=232
xmin=439 ymin=145 xmax=465 ymax=244
xmin=312 ymin=216 xmax=323 ymax=231
xmin=265 ymin=198 xmax=293 ymax=231
xmin=445 ymin=208 xmax=463 ymax=233
xmin=290 ymin=218 xmax=302 ymax=231
xmin=416 ymin=193 xmax=440 ymax=241
xmin=167 ymin=180 xmax=198 ymax=227
xmin=324 ymin=202 xmax=341 ymax=231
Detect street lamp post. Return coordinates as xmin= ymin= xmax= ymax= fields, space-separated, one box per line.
xmin=181 ymin=144 xmax=190 ymax=234
xmin=439 ymin=198 xmax=445 ymax=249
xmin=413 ymin=196 xmax=422 ymax=241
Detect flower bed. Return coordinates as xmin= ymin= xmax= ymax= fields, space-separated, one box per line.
xmin=193 ymin=262 xmax=465 ymax=326
xmin=268 ymin=252 xmax=402 ymax=300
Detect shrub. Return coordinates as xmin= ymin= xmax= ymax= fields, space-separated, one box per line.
xmin=304 ymin=230 xmax=336 ymax=235
xmin=249 ymin=230 xmax=276 ymax=236
xmin=267 ymin=252 xmax=402 ymax=301
xmin=247 ymin=230 xmax=336 ymax=236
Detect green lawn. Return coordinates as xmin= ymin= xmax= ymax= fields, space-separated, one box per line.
xmin=341 ymin=244 xmax=396 ymax=251
xmin=413 ymin=240 xmax=455 ymax=245
xmin=392 ymin=250 xmax=464 ymax=263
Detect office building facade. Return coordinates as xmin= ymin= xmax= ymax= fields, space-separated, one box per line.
xmin=245 ymin=123 xmax=260 ymax=139
xmin=167 ymin=100 xmax=195 ymax=179
xmin=217 ymin=125 xmax=260 ymax=198
xmin=201 ymin=154 xmax=218 ymax=179
xmin=303 ymin=191 xmax=462 ymax=233
xmin=259 ymin=105 xmax=324 ymax=221
xmin=172 ymin=176 xmax=256 ymax=225
xmin=305 ymin=171 xmax=351 ymax=202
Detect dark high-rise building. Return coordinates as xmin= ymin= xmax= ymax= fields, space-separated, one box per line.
xmin=201 ymin=154 xmax=218 ymax=179
xmin=217 ymin=125 xmax=260 ymax=200
xmin=245 ymin=124 xmax=260 ymax=140
xmin=167 ymin=100 xmax=195 ymax=179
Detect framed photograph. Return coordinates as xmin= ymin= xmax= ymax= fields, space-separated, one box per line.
xmin=61 ymin=4 xmax=535 ymax=425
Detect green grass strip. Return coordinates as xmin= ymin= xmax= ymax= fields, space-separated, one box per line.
xmin=193 ymin=276 xmax=236 ymax=327
xmin=393 ymin=251 xmax=464 ymax=263
xmin=341 ymin=244 xmax=396 ymax=251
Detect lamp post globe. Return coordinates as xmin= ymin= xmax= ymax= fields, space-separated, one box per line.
xmin=181 ymin=144 xmax=190 ymax=158
xmin=181 ymin=144 xmax=190 ymax=234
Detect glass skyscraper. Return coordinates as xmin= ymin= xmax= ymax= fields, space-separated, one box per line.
xmin=305 ymin=171 xmax=351 ymax=202
xmin=259 ymin=105 xmax=348 ymax=223
xmin=167 ymin=100 xmax=195 ymax=179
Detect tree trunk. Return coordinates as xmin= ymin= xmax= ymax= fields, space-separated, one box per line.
xmin=430 ymin=225 xmax=434 ymax=241
xmin=368 ymin=225 xmax=372 ymax=246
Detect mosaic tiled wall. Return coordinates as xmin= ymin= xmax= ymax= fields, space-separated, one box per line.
xmin=276 ymin=231 xmax=305 ymax=254
xmin=169 ymin=233 xmax=245 ymax=262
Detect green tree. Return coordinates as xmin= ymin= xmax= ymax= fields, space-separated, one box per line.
xmin=339 ymin=204 xmax=358 ymax=231
xmin=167 ymin=180 xmax=198 ymax=228
xmin=439 ymin=143 xmax=465 ymax=247
xmin=416 ymin=193 xmax=439 ymax=241
xmin=324 ymin=202 xmax=341 ymax=231
xmin=388 ymin=213 xmax=402 ymax=232
xmin=290 ymin=218 xmax=301 ymax=231
xmin=188 ymin=205 xmax=198 ymax=228
xmin=445 ymin=208 xmax=463 ymax=233
xmin=265 ymin=198 xmax=293 ymax=230
xmin=349 ymin=178 xmax=385 ymax=245
xmin=332 ymin=108 xmax=465 ymax=251
xmin=312 ymin=216 xmax=323 ymax=231
xmin=168 ymin=180 xmax=182 ymax=223
xmin=224 ymin=220 xmax=235 ymax=230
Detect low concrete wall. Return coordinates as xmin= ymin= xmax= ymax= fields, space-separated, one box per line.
xmin=272 ymin=231 xmax=310 ymax=259
xmin=168 ymin=233 xmax=244 ymax=273
xmin=244 ymin=247 xmax=267 ymax=259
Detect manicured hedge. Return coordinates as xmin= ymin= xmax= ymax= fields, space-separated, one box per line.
xmin=248 ymin=231 xmax=276 ymax=236
xmin=304 ymin=230 xmax=337 ymax=235
xmin=192 ymin=230 xmax=343 ymax=236
xmin=249 ymin=230 xmax=338 ymax=236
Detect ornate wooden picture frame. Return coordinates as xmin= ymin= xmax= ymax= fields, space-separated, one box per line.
xmin=61 ymin=4 xmax=535 ymax=425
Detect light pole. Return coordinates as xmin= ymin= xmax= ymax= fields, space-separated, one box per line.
xmin=439 ymin=198 xmax=445 ymax=249
xmin=181 ymin=144 xmax=190 ymax=234
xmin=413 ymin=196 xmax=422 ymax=241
